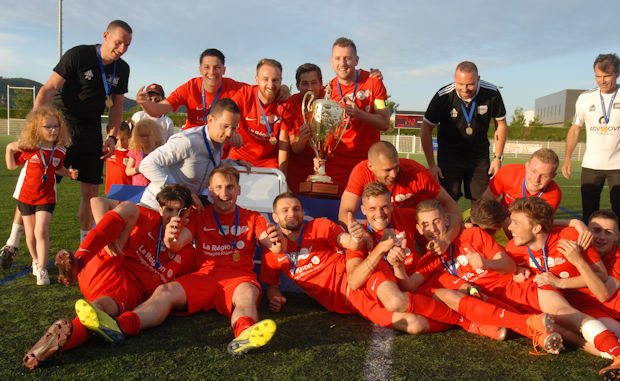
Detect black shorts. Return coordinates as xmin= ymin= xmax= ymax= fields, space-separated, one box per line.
xmin=439 ymin=157 xmax=490 ymax=201
xmin=16 ymin=200 xmax=56 ymax=216
xmin=62 ymin=117 xmax=104 ymax=185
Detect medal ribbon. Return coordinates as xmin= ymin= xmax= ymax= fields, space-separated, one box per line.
xmin=522 ymin=179 xmax=548 ymax=198
xmin=527 ymin=234 xmax=551 ymax=273
xmin=366 ymin=222 xmax=393 ymax=263
xmin=373 ymin=173 xmax=399 ymax=199
xmin=600 ymin=88 xmax=618 ymax=125
xmin=202 ymin=126 xmax=217 ymax=167
xmin=336 ymin=70 xmax=359 ymax=105
xmin=459 ymin=100 xmax=476 ymax=128
xmin=212 ymin=205 xmax=239 ymax=254
xmin=285 ymin=223 xmax=306 ymax=275
xmin=97 ymin=45 xmax=117 ymax=99
xmin=439 ymin=244 xmax=458 ymax=276
xmin=256 ymin=91 xmax=279 ymax=141
xmin=202 ymin=80 xmax=223 ymax=123
xmin=39 ymin=146 xmax=56 ymax=183
xmin=154 ymin=223 xmax=176 ymax=269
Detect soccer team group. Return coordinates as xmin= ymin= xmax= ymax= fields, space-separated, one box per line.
xmin=5 ymin=20 xmax=620 ymax=378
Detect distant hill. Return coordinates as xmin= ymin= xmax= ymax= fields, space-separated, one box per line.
xmin=0 ymin=76 xmax=139 ymax=111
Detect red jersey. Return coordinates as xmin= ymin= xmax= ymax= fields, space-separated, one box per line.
xmin=506 ymin=227 xmax=601 ymax=279
xmin=488 ymin=163 xmax=562 ymax=211
xmin=166 ymin=77 xmax=247 ymax=129
xmin=286 ymin=92 xmax=316 ymax=192
xmin=105 ymin=148 xmax=131 ymax=194
xmin=78 ymin=206 xmax=197 ymax=296
xmin=12 ymin=146 xmax=67 ymax=205
xmin=227 ymin=86 xmax=293 ymax=168
xmin=345 ymin=159 xmax=440 ymax=209
xmin=260 ymin=218 xmax=352 ymax=313
xmin=346 ymin=208 xmax=420 ymax=269
xmin=194 ymin=205 xmax=267 ymax=274
xmin=414 ymin=227 xmax=505 ymax=288
xmin=603 ymin=245 xmax=620 ymax=279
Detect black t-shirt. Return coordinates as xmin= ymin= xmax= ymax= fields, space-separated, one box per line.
xmin=424 ymin=80 xmax=505 ymax=167
xmin=52 ymin=44 xmax=129 ymax=142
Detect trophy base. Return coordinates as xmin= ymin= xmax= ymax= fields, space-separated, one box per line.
xmin=299 ymin=181 xmax=340 ymax=198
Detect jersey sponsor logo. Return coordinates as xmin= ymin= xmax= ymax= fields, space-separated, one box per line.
xmin=527 ymin=255 xmax=566 ymax=270
xmin=478 ymin=105 xmax=488 ymax=115
xmin=29 ymin=155 xmax=41 ymax=164
xmin=245 ymin=116 xmax=257 ymax=121
xmin=450 ymin=108 xmax=458 ymax=118
xmin=499 ymin=309 xmax=505 ymax=318
xmin=203 ymin=227 xmax=217 ymax=231
xmin=123 ymin=158 xmax=128 ymax=165
xmin=201 ymin=242 xmax=235 ymax=254
xmin=84 ymin=69 xmax=94 ymax=81
xmin=393 ymin=193 xmax=413 ymax=203
xmin=371 ymin=277 xmax=379 ymax=291
xmin=589 ymin=104 xmax=596 ymax=112
xmin=147 ymin=232 xmax=156 ymax=241
xmin=356 ymin=90 xmax=369 ymax=101
xmin=614 ymin=103 xmax=620 ymax=109
xmin=559 ymin=271 xmax=569 ymax=279
xmin=277 ymin=256 xmax=288 ymax=262
xmin=590 ymin=125 xmax=620 ymax=135
xmin=259 ymin=114 xmax=282 ymax=126
xmin=110 ymin=75 xmax=120 ymax=87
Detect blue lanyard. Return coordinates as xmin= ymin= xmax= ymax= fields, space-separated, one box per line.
xmin=373 ymin=173 xmax=398 ymax=199
xmin=212 ymin=206 xmax=239 ymax=252
xmin=337 ymin=70 xmax=359 ymax=104
xmin=141 ymin=149 xmax=145 ymax=159
xmin=459 ymin=100 xmax=476 ymax=126
xmin=527 ymin=234 xmax=551 ymax=273
xmin=202 ymin=80 xmax=222 ymax=123
xmin=153 ymin=223 xmax=177 ymax=269
xmin=439 ymin=245 xmax=458 ymax=276
xmin=256 ymin=91 xmax=277 ymax=139
xmin=285 ymin=223 xmax=306 ymax=274
xmin=202 ymin=126 xmax=217 ymax=167
xmin=97 ymin=45 xmax=117 ymax=98
xmin=600 ymin=88 xmax=618 ymax=125
xmin=366 ymin=223 xmax=393 ymax=264
xmin=522 ymin=179 xmax=548 ymax=198
xmin=39 ymin=146 xmax=56 ymax=184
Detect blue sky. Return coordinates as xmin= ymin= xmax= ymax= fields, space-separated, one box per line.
xmin=1 ymin=0 xmax=617 ymax=120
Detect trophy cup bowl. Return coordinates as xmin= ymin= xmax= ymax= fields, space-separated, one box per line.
xmin=299 ymin=90 xmax=350 ymax=197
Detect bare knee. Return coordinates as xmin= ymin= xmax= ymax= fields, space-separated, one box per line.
xmin=393 ymin=313 xmax=429 ymax=334
xmin=381 ymin=293 xmax=409 ymax=313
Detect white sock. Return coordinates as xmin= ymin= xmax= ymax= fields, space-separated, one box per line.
xmin=6 ymin=223 xmax=24 ymax=248
xmin=602 ymin=351 xmax=613 ymax=359
xmin=80 ymin=229 xmax=90 ymax=243
xmin=582 ymin=319 xmax=607 ymax=344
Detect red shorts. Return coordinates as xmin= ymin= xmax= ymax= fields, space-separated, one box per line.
xmin=176 ymin=269 xmax=261 ymax=317
xmin=483 ymin=278 xmax=543 ymax=314
xmin=78 ymin=256 xmax=149 ymax=314
xmin=419 ymin=272 xmax=467 ymax=295
xmin=562 ymin=289 xmax=615 ymax=319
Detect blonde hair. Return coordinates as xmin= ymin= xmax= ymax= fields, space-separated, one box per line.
xmin=128 ymin=119 xmax=164 ymax=151
xmin=18 ymin=106 xmax=72 ymax=149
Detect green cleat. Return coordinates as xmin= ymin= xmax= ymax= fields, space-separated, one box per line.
xmin=227 ymin=319 xmax=277 ymax=355
xmin=75 ymin=299 xmax=124 ymax=344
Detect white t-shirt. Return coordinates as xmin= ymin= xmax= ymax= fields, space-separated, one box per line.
xmin=131 ymin=111 xmax=176 ymax=142
xmin=574 ymin=86 xmax=620 ymax=170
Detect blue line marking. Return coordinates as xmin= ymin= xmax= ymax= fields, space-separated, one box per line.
xmin=0 ymin=260 xmax=55 ymax=285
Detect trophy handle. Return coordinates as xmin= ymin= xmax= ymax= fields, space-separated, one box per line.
xmin=301 ymin=91 xmax=314 ymax=125
xmin=327 ymin=111 xmax=352 ymax=156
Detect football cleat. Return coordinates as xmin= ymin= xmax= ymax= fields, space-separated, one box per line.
xmin=466 ymin=321 xmax=507 ymax=341
xmin=75 ymin=299 xmax=124 ymax=344
xmin=526 ymin=313 xmax=555 ymax=335
xmin=600 ymin=356 xmax=620 ymax=380
xmin=227 ymin=319 xmax=277 ymax=355
xmin=23 ymin=318 xmax=72 ymax=369
xmin=55 ymin=249 xmax=82 ymax=287
xmin=529 ymin=331 xmax=564 ymax=355
xmin=0 ymin=245 xmax=18 ymax=269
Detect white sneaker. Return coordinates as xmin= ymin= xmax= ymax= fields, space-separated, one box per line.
xmin=36 ymin=268 xmax=50 ymax=286
xmin=32 ymin=262 xmax=39 ymax=276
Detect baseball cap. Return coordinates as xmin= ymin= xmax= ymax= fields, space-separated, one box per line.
xmin=145 ymin=83 xmax=165 ymax=97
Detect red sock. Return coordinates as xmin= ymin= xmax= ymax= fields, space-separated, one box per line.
xmin=76 ymin=211 xmax=125 ymax=263
xmin=116 ymin=311 xmax=141 ymax=336
xmin=233 ymin=316 xmax=256 ymax=337
xmin=594 ymin=330 xmax=620 ymax=356
xmin=425 ymin=319 xmax=455 ymax=333
xmin=407 ymin=293 xmax=462 ymax=325
xmin=457 ymin=295 xmax=529 ymax=332
xmin=61 ymin=317 xmax=92 ymax=352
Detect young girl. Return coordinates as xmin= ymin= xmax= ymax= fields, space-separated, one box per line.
xmin=125 ymin=119 xmax=164 ymax=186
xmin=5 ymin=106 xmax=78 ymax=285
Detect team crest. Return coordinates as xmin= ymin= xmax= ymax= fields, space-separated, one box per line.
xmin=589 ymin=105 xmax=596 ymax=112
xmin=450 ymin=108 xmax=458 ymax=118
xmin=112 ymin=76 xmax=120 ymax=86
xmin=311 ymin=256 xmax=320 ymax=265
xmin=478 ymin=105 xmax=488 ymax=115
xmin=356 ymin=90 xmax=368 ymax=101
xmin=52 ymin=157 xmax=60 ymax=167
xmin=260 ymin=115 xmax=281 ymax=125
xmin=83 ymin=70 xmax=94 ymax=80
xmin=236 ymin=241 xmax=245 ymax=250
xmin=299 ymin=247 xmax=311 ymax=257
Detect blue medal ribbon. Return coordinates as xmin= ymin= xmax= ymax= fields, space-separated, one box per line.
xmin=527 ymin=234 xmax=551 ymax=273
xmin=39 ymin=145 xmax=56 ymax=184
xmin=459 ymin=100 xmax=476 ymax=128
xmin=600 ymin=88 xmax=618 ymax=125
xmin=285 ymin=223 xmax=306 ymax=274
xmin=366 ymin=222 xmax=393 ymax=263
xmin=202 ymin=126 xmax=217 ymax=167
xmin=202 ymin=80 xmax=222 ymax=123
xmin=336 ymin=70 xmax=359 ymax=105
xmin=154 ymin=223 xmax=176 ymax=269
xmin=212 ymin=205 xmax=239 ymax=255
xmin=439 ymin=244 xmax=458 ymax=276
xmin=97 ymin=45 xmax=117 ymax=99
xmin=256 ymin=91 xmax=278 ymax=141
xmin=522 ymin=179 xmax=548 ymax=198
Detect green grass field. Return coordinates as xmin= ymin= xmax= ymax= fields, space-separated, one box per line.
xmin=0 ymin=135 xmax=614 ymax=380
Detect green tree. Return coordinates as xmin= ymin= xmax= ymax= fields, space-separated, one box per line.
xmin=13 ymin=89 xmax=34 ymax=111
xmin=386 ymin=94 xmax=399 ymax=115
xmin=529 ymin=115 xmax=544 ymax=127
xmin=510 ymin=107 xmax=526 ymax=127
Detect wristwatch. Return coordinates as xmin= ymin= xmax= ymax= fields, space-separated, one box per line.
xmin=106 ymin=135 xmax=118 ymax=144
xmin=494 ymin=154 xmax=504 ymax=161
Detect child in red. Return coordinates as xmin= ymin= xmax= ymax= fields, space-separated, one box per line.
xmin=104 ymin=121 xmax=131 ymax=194
xmin=5 ymin=106 xmax=78 ymax=285
xmin=125 ymin=118 xmax=164 ymax=186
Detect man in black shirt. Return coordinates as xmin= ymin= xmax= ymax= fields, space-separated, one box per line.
xmin=421 ymin=61 xmax=507 ymax=202
xmin=34 ymin=20 xmax=132 ymax=241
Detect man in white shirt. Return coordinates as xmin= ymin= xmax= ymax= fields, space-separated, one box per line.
xmin=131 ymin=83 xmax=176 ymax=141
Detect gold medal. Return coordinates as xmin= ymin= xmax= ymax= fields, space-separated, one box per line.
xmin=466 ymin=125 xmax=473 ymax=135
xmin=269 ymin=136 xmax=277 ymax=145
xmin=602 ymin=123 xmax=608 ymax=134
xmin=105 ymin=96 xmax=113 ymax=108
xmin=232 ymin=250 xmax=241 ymax=262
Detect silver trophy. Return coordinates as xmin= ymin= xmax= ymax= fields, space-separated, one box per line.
xmin=300 ymin=86 xmax=350 ymax=193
